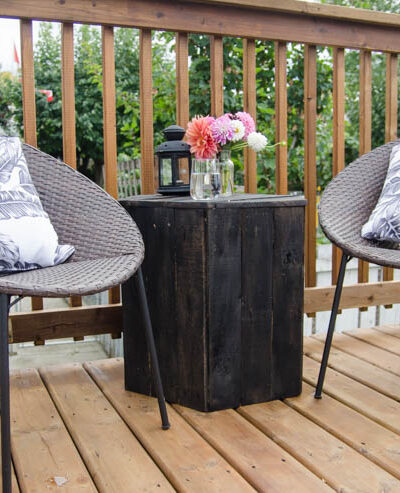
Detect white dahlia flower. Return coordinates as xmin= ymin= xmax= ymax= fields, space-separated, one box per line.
xmin=230 ymin=120 xmax=245 ymax=142
xmin=247 ymin=132 xmax=267 ymax=152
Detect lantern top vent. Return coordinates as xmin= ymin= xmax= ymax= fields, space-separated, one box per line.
xmin=156 ymin=125 xmax=190 ymax=154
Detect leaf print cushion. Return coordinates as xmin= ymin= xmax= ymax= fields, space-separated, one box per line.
xmin=362 ymin=143 xmax=400 ymax=243
xmin=0 ymin=137 xmax=74 ymax=272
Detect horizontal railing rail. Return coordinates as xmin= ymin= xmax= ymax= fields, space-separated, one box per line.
xmin=1 ymin=0 xmax=400 ymax=341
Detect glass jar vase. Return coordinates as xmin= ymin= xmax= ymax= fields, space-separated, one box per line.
xmin=219 ymin=150 xmax=234 ymax=197
xmin=190 ymin=158 xmax=221 ymax=200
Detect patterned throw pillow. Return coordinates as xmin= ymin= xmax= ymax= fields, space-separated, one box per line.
xmin=362 ymin=143 xmax=400 ymax=243
xmin=0 ymin=137 xmax=74 ymax=272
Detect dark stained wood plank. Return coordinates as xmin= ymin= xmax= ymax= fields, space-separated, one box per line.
xmin=274 ymin=41 xmax=287 ymax=195
xmin=240 ymin=207 xmax=273 ymax=402
xmin=40 ymin=363 xmax=173 ymax=492
xmin=286 ymin=381 xmax=400 ymax=481
xmin=207 ymin=208 xmax=241 ymax=409
xmin=140 ymin=29 xmax=155 ymax=194
xmin=271 ymin=206 xmax=304 ymax=398
xmin=175 ymin=405 xmax=332 ymax=492
xmin=243 ymin=38 xmax=257 ymax=193
xmin=210 ymin=35 xmax=224 ymax=116
xmin=239 ymin=400 xmax=400 ymax=491
xmin=9 ymin=304 xmax=122 ymax=344
xmin=304 ymin=44 xmax=317 ymax=292
xmin=122 ymin=205 xmax=176 ymax=398
xmin=85 ymin=359 xmax=255 ymax=492
xmin=4 ymin=1 xmax=400 ymax=52
xmin=11 ymin=368 xmax=96 ymax=492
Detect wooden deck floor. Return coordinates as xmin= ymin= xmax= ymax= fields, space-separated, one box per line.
xmin=6 ymin=324 xmax=400 ymax=492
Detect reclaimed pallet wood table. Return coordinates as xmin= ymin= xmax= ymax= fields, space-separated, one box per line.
xmin=120 ymin=193 xmax=306 ymax=411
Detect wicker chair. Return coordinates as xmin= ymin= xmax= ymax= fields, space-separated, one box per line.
xmin=315 ymin=139 xmax=400 ymax=399
xmin=0 ymin=144 xmax=170 ymax=493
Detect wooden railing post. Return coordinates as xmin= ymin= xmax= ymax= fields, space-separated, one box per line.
xmin=383 ymin=53 xmax=398 ymax=292
xmin=332 ymin=47 xmax=345 ymax=285
xmin=20 ymin=19 xmax=43 ymax=313
xmin=176 ymin=33 xmax=189 ymax=129
xmin=210 ymin=36 xmax=224 ymax=117
xmin=274 ymin=41 xmax=287 ymax=195
xmin=102 ymin=26 xmax=120 ymax=309
xmin=62 ymin=23 xmax=82 ymax=317
xmin=139 ymin=29 xmax=155 ymax=194
xmin=243 ymin=38 xmax=257 ymax=194
xmin=358 ymin=49 xmax=372 ymax=310
xmin=304 ymin=45 xmax=317 ymax=307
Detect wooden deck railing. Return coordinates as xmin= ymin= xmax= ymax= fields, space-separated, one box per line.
xmin=1 ymin=0 xmax=400 ymax=342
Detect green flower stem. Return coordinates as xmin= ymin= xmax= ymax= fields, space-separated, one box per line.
xmin=225 ymin=141 xmax=286 ymax=153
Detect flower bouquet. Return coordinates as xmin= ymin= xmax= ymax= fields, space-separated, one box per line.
xmin=186 ymin=112 xmax=283 ymax=197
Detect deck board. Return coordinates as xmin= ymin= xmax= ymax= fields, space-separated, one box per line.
xmin=40 ymin=363 xmax=172 ymax=492
xmin=85 ymin=359 xmax=254 ymax=492
xmin=10 ymin=368 xmax=96 ymax=492
xmin=6 ymin=325 xmax=400 ymax=492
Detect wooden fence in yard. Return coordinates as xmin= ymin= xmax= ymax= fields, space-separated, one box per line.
xmin=1 ymin=0 xmax=400 ymax=343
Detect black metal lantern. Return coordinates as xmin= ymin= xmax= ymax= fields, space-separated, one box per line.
xmin=155 ymin=125 xmax=192 ymax=195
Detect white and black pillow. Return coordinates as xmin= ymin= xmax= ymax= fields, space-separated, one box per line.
xmin=0 ymin=137 xmax=74 ymax=272
xmin=362 ymin=144 xmax=400 ymax=243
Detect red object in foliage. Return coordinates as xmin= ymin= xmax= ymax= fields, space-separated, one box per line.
xmin=13 ymin=43 xmax=20 ymax=65
xmin=38 ymin=89 xmax=54 ymax=103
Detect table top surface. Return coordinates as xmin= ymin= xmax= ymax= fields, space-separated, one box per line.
xmin=120 ymin=193 xmax=306 ymax=209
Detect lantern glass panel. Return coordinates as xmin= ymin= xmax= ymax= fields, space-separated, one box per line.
xmin=178 ymin=157 xmax=190 ymax=185
xmin=160 ymin=158 xmax=173 ymax=186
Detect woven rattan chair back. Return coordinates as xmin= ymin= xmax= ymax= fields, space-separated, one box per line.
xmin=23 ymin=144 xmax=141 ymax=263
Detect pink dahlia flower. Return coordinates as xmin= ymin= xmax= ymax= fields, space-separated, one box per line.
xmin=186 ymin=116 xmax=218 ymax=159
xmin=235 ymin=111 xmax=255 ymax=140
xmin=211 ymin=115 xmax=234 ymax=145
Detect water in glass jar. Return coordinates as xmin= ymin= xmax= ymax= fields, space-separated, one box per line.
xmin=190 ymin=171 xmax=221 ymax=200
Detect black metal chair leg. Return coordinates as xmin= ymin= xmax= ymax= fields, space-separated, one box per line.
xmin=134 ymin=268 xmax=170 ymax=430
xmin=315 ymin=253 xmax=350 ymax=399
xmin=0 ymin=294 xmax=11 ymax=492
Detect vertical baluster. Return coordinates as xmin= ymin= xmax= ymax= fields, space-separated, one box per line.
xmin=210 ymin=36 xmax=224 ymax=117
xmin=62 ymin=22 xmax=82 ymax=318
xmin=102 ymin=26 xmax=120 ymax=307
xmin=332 ymin=47 xmax=345 ymax=285
xmin=176 ymin=32 xmax=190 ymax=186
xmin=304 ymin=45 xmax=317 ymax=314
xmin=383 ymin=53 xmax=398 ymax=291
xmin=176 ymin=33 xmax=189 ymax=129
xmin=243 ymin=38 xmax=257 ymax=193
xmin=20 ymin=20 xmax=43 ymax=313
xmin=274 ymin=41 xmax=287 ymax=195
xmin=140 ymin=29 xmax=155 ymax=194
xmin=358 ymin=49 xmax=372 ymax=311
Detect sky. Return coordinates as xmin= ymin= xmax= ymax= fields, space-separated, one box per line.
xmin=0 ymin=18 xmax=41 ymax=74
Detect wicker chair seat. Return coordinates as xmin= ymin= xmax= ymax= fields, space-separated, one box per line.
xmin=0 ymin=254 xmax=141 ymax=297
xmin=319 ymin=139 xmax=400 ymax=267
